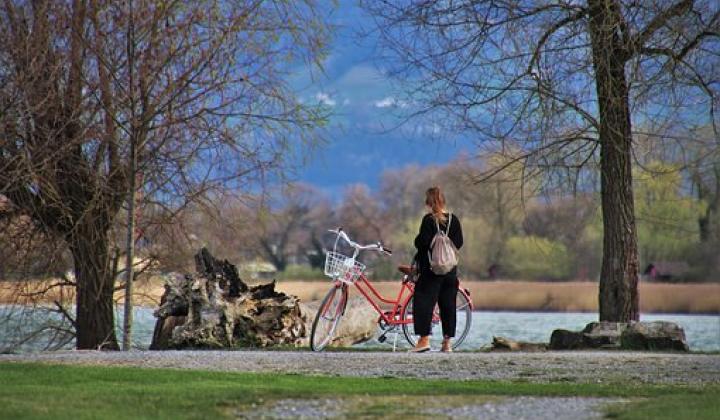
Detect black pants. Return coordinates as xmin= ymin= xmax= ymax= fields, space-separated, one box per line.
xmin=412 ymin=272 xmax=458 ymax=337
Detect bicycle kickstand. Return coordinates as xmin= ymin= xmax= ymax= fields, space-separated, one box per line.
xmin=378 ymin=327 xmax=401 ymax=352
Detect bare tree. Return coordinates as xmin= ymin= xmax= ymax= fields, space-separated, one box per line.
xmin=686 ymin=126 xmax=720 ymax=244
xmin=362 ymin=0 xmax=719 ymax=321
xmin=338 ymin=184 xmax=386 ymax=244
xmin=256 ymin=187 xmax=311 ymax=272
xmin=254 ymin=183 xmax=333 ymax=272
xmin=0 ymin=206 xmax=77 ymax=352
xmin=380 ymin=164 xmax=436 ymax=222
xmin=0 ymin=0 xmax=331 ymax=349
xmin=304 ymin=197 xmax=336 ymax=270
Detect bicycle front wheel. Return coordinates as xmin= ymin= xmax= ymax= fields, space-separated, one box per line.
xmin=401 ymin=289 xmax=473 ymax=350
xmin=310 ymin=284 xmax=348 ymax=351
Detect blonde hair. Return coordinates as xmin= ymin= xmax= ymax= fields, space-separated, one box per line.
xmin=425 ymin=187 xmax=448 ymax=224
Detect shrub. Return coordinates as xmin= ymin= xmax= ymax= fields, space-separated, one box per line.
xmin=275 ymin=264 xmax=324 ymax=281
xmin=502 ymin=236 xmax=572 ymax=280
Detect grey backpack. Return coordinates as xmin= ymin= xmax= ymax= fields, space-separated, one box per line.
xmin=428 ymin=213 xmax=459 ymax=275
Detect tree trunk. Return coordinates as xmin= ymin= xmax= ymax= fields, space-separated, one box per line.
xmin=70 ymin=221 xmax=119 ymax=350
xmin=122 ymin=165 xmax=136 ymax=351
xmin=588 ymin=0 xmax=640 ymax=322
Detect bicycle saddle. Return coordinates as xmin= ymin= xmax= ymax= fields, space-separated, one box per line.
xmin=397 ymin=265 xmax=415 ymax=276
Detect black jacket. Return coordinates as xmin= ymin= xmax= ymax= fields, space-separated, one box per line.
xmin=414 ymin=212 xmax=463 ymax=276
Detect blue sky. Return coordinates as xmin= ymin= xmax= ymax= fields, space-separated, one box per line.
xmin=289 ymin=2 xmax=475 ymax=195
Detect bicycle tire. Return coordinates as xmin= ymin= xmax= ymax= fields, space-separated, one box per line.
xmin=401 ymin=289 xmax=473 ymax=350
xmin=310 ymin=284 xmax=348 ymax=351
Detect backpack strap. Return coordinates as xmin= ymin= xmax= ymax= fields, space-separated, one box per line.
xmin=433 ymin=213 xmax=453 ymax=236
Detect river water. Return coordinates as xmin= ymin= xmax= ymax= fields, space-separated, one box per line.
xmin=1 ymin=305 xmax=718 ymax=352
xmin=363 ymin=311 xmax=720 ymax=351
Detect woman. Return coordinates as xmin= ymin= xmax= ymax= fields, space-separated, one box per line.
xmin=411 ymin=186 xmax=463 ymax=353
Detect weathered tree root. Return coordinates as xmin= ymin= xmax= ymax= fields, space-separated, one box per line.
xmin=150 ymin=248 xmax=307 ymax=349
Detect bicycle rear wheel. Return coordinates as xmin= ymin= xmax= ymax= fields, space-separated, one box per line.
xmin=310 ymin=284 xmax=348 ymax=351
xmin=401 ymin=289 xmax=472 ymax=350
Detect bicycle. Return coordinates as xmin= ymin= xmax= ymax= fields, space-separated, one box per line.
xmin=310 ymin=228 xmax=473 ymax=352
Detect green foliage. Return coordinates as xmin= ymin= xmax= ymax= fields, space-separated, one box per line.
xmin=275 ymin=264 xmax=324 ymax=281
xmin=457 ymin=216 xmax=493 ymax=278
xmin=575 ymin=209 xmax=604 ymax=280
xmin=502 ymin=236 xmax=572 ymax=280
xmin=635 ymin=163 xmax=704 ymax=266
xmin=389 ymin=217 xmax=424 ymax=262
xmin=366 ymin=258 xmax=397 ymax=281
xmin=385 ymin=215 xmax=496 ymax=279
xmin=476 ymin=153 xmax=529 ymax=264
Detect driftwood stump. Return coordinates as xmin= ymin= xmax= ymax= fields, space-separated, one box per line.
xmin=150 ymin=248 xmax=307 ymax=349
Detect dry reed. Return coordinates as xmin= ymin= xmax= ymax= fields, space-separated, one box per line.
xmin=2 ymin=278 xmax=718 ymax=314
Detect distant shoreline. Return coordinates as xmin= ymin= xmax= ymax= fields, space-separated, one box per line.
xmin=463 ymin=307 xmax=720 ymax=316
xmin=2 ymin=278 xmax=719 ymax=315
xmin=277 ymin=280 xmax=720 ymax=315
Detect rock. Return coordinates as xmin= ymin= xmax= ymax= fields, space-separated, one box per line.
xmin=300 ymin=297 xmax=377 ymax=347
xmin=621 ymin=321 xmax=689 ymax=351
xmin=550 ymin=321 xmax=689 ymax=351
xmin=549 ymin=329 xmax=586 ymax=350
xmin=582 ymin=322 xmax=627 ymax=348
xmin=491 ymin=336 xmax=547 ymax=352
xmin=150 ymin=249 xmax=307 ymax=350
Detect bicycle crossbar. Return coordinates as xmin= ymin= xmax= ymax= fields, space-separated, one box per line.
xmin=353 ymin=275 xmax=413 ymax=325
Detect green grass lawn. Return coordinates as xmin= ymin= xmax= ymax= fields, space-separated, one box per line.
xmin=0 ymin=362 xmax=717 ymax=419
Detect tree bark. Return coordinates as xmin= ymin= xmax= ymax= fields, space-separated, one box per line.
xmin=122 ymin=0 xmax=137 ymax=352
xmin=122 ymin=155 xmax=136 ymax=351
xmin=70 ymin=220 xmax=119 ymax=350
xmin=588 ymin=0 xmax=640 ymax=322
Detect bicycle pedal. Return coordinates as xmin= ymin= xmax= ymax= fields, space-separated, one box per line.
xmin=378 ymin=335 xmax=387 ymax=343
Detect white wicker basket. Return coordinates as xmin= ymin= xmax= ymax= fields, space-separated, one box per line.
xmin=324 ymin=251 xmax=366 ymax=283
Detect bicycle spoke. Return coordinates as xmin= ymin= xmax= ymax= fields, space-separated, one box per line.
xmin=402 ymin=289 xmax=473 ymax=350
xmin=310 ymin=286 xmax=347 ymax=351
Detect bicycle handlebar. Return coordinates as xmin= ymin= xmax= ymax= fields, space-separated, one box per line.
xmin=328 ymin=228 xmax=392 ymax=256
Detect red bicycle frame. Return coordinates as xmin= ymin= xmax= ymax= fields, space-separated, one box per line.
xmin=349 ymin=274 xmax=415 ymax=325
xmin=335 ymin=272 xmax=473 ymax=326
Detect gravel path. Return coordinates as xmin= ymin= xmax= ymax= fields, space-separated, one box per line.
xmin=239 ymin=396 xmax=624 ymax=419
xmin=2 ymin=350 xmax=719 ymax=385
xmin=425 ymin=396 xmax=621 ymax=420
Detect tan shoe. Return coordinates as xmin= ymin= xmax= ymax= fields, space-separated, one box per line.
xmin=410 ymin=336 xmax=431 ymax=353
